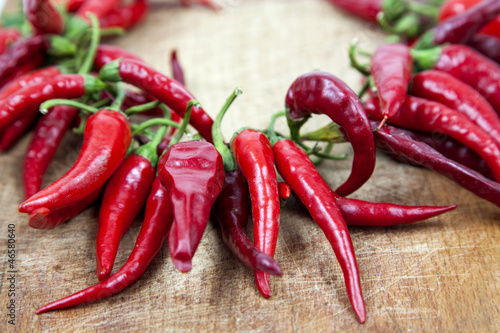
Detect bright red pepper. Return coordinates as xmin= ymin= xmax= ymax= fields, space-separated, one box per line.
xmin=35 ymin=177 xmax=174 ymax=312
xmin=24 ymin=0 xmax=65 ymax=35
xmin=370 ymin=43 xmax=413 ymax=126
xmin=0 ymin=66 xmax=62 ymax=101
xmin=96 ymin=152 xmax=156 ymax=281
xmin=285 ymin=72 xmax=376 ymax=196
xmin=99 ymin=0 xmax=149 ymax=31
xmin=410 ymin=70 xmax=500 ymax=147
xmin=0 ymin=28 xmax=21 ymax=55
xmin=75 ymin=0 xmax=122 ymax=22
xmin=94 ymin=44 xmax=143 ymax=71
xmin=0 ymin=111 xmax=39 ymax=151
xmin=158 ymin=141 xmax=225 ymax=272
xmin=271 ymin=137 xmax=365 ymax=322
xmin=326 ymin=0 xmax=382 ymax=22
xmin=99 ymin=59 xmax=214 ymax=143
xmin=19 ymin=109 xmax=131 ymax=213
xmin=231 ymin=129 xmax=280 ymax=298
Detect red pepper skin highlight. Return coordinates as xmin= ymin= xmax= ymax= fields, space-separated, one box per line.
xmin=0 ymin=28 xmax=22 ymax=55
xmin=94 ymin=45 xmax=143 ymax=71
xmin=35 ymin=177 xmax=174 ymax=313
xmin=96 ymin=153 xmax=156 ymax=281
xmin=99 ymin=59 xmax=214 ymax=143
xmin=158 ymin=141 xmax=225 ymax=272
xmin=467 ymin=34 xmax=500 ymax=64
xmin=272 ymin=138 xmax=365 ymax=323
xmin=214 ymin=169 xmax=282 ymax=276
xmin=0 ymin=74 xmax=103 ymax=129
xmin=365 ymin=95 xmax=500 ymax=182
xmin=24 ymin=0 xmax=65 ymax=35
xmin=19 ymin=110 xmax=131 ymax=213
xmin=99 ymin=0 xmax=149 ymax=31
xmin=410 ymin=70 xmax=500 ymax=148
xmin=370 ymin=43 xmax=413 ymax=123
xmin=372 ymin=122 xmax=500 ymax=207
xmin=23 ymin=105 xmax=79 ymax=199
xmin=0 ymin=66 xmax=61 ymax=101
xmin=285 ymin=71 xmax=376 ymax=196
xmin=231 ymin=129 xmax=280 ymax=298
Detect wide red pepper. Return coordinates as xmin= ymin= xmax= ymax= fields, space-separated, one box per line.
xmin=19 ymin=109 xmax=131 ymax=213
xmin=24 ymin=0 xmax=65 ymax=35
xmin=231 ymin=129 xmax=280 ymax=298
xmin=285 ymin=71 xmax=376 ymax=196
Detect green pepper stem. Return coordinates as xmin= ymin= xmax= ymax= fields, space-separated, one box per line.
xmin=169 ymin=100 xmax=196 ymax=147
xmin=126 ymin=100 xmax=162 ymax=115
xmin=40 ymin=99 xmax=98 ymax=114
xmin=266 ymin=111 xmax=286 ymax=145
xmin=349 ymin=39 xmax=371 ymax=76
xmin=212 ymin=87 xmax=243 ymax=171
xmin=135 ymin=122 xmax=168 ymax=166
xmin=110 ymin=83 xmax=126 ymax=111
xmin=131 ymin=119 xmax=182 ymax=136
xmin=78 ymin=13 xmax=100 ymax=75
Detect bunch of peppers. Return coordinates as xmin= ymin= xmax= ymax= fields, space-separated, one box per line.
xmin=0 ymin=0 xmax=497 ymax=325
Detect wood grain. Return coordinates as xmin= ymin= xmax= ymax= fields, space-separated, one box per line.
xmin=0 ymin=0 xmax=499 ymax=332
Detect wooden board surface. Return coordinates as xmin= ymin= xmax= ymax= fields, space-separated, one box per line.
xmin=1 ymin=0 xmax=499 ymax=332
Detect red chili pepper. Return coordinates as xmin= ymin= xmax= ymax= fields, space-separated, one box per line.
xmin=170 ymin=49 xmax=185 ymax=86
xmin=35 ymin=177 xmax=174 ymax=312
xmin=372 ymin=121 xmax=500 ymax=207
xmin=0 ymin=111 xmax=39 ymax=151
xmin=410 ymin=69 xmax=500 ymax=147
xmin=19 ymin=109 xmax=131 ymax=213
xmin=365 ymin=95 xmax=500 ymax=181
xmin=0 ymin=28 xmax=21 ymax=55
xmin=278 ymin=181 xmax=291 ymax=200
xmin=94 ymin=44 xmax=143 ymax=71
xmin=179 ymin=0 xmax=221 ymax=11
xmin=231 ymin=129 xmax=280 ymax=298
xmin=0 ymin=74 xmax=104 ymax=129
xmin=415 ymin=0 xmax=500 ymax=48
xmin=28 ymin=186 xmax=103 ymax=230
xmin=326 ymin=0 xmax=382 ymax=22
xmin=158 ymin=140 xmax=225 ymax=272
xmin=99 ymin=0 xmax=149 ymax=31
xmin=99 ymin=59 xmax=214 ymax=143
xmin=370 ymin=43 xmax=413 ymax=126
xmin=75 ymin=0 xmax=122 ymax=22
xmin=24 ymin=0 xmax=65 ymax=35
xmin=54 ymin=0 xmax=83 ymax=12
xmin=412 ymin=44 xmax=500 ymax=116
xmin=467 ymin=34 xmax=500 ymax=64
xmin=96 ymin=151 xmax=157 ymax=281
xmin=23 ymin=105 xmax=80 ymax=199
xmin=0 ymin=66 xmax=61 ymax=101
xmin=0 ymin=53 xmax=45 ymax=97
xmin=271 ymin=137 xmax=365 ymax=322
xmin=285 ymin=71 xmax=376 ymax=196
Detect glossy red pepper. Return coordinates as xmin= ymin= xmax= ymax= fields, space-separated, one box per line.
xmin=0 ymin=28 xmax=21 ymax=55
xmin=365 ymin=95 xmax=500 ymax=181
xmin=0 ymin=111 xmax=39 ymax=151
xmin=410 ymin=70 xmax=500 ymax=147
xmin=170 ymin=49 xmax=185 ymax=86
xmin=285 ymin=71 xmax=376 ymax=196
xmin=19 ymin=109 xmax=132 ymax=213
xmin=0 ymin=74 xmax=104 ymax=129
xmin=271 ymin=137 xmax=365 ymax=322
xmin=23 ymin=106 xmax=80 ymax=199
xmin=326 ymin=0 xmax=381 ymax=22
xmin=412 ymin=44 xmax=500 ymax=116
xmin=370 ymin=43 xmax=413 ymax=125
xmin=372 ymin=121 xmax=500 ymax=207
xmin=96 ymin=152 xmax=156 ymax=281
xmin=35 ymin=177 xmax=174 ymax=312
xmin=99 ymin=0 xmax=149 ymax=31
xmin=24 ymin=0 xmax=65 ymax=35
xmin=75 ymin=0 xmax=121 ymax=22
xmin=94 ymin=44 xmax=143 ymax=71
xmin=467 ymin=34 xmax=500 ymax=64
xmin=99 ymin=59 xmax=214 ymax=143
xmin=0 ymin=66 xmax=62 ymax=101
xmin=231 ymin=129 xmax=280 ymax=298
xmin=158 ymin=140 xmax=225 ymax=272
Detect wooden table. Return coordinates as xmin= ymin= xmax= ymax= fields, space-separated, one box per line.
xmin=1 ymin=0 xmax=499 ymax=331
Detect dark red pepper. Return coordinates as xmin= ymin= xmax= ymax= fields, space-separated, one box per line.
xmin=24 ymin=0 xmax=65 ymax=35
xmin=285 ymin=71 xmax=376 ymax=196
xmin=467 ymin=34 xmax=500 ymax=64
xmin=19 ymin=109 xmax=132 ymax=213
xmin=35 ymin=177 xmax=174 ymax=312
xmin=0 ymin=111 xmax=40 ymax=151
xmin=170 ymin=49 xmax=185 ymax=86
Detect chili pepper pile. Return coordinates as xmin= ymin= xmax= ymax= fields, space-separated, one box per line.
xmin=1 ymin=0 xmax=498 ymax=325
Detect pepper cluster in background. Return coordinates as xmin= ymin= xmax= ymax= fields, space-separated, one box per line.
xmin=0 ymin=0 xmax=498 ymax=325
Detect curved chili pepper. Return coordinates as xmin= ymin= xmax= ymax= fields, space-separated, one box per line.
xmin=410 ymin=70 xmax=500 ymax=147
xmin=99 ymin=59 xmax=214 ymax=143
xmin=0 ymin=74 xmax=105 ymax=129
xmin=412 ymin=44 xmax=500 ymax=114
xmin=94 ymin=44 xmax=143 ymax=71
xmin=19 ymin=109 xmax=131 ymax=213
xmin=365 ymin=95 xmax=500 ymax=181
xmin=271 ymin=137 xmax=365 ymax=323
xmin=370 ymin=43 xmax=413 ymax=126
xmin=158 ymin=140 xmax=225 ymax=272
xmin=24 ymin=0 xmax=65 ymax=35
xmin=96 ymin=152 xmax=156 ymax=281
xmin=28 ymin=186 xmax=104 ymax=230
xmin=23 ymin=105 xmax=80 ymax=199
xmin=170 ymin=50 xmax=185 ymax=86
xmin=285 ymin=71 xmax=376 ymax=196
xmin=0 ymin=53 xmax=45 ymax=98
xmin=326 ymin=0 xmax=381 ymax=22
xmin=0 ymin=28 xmax=21 ymax=55
xmin=231 ymin=129 xmax=280 ymax=298
xmin=35 ymin=177 xmax=174 ymax=313
xmin=372 ymin=121 xmax=500 ymax=207
xmin=0 ymin=111 xmax=40 ymax=151
xmin=99 ymin=0 xmax=149 ymax=31
xmin=415 ymin=0 xmax=500 ymax=48
xmin=467 ymin=34 xmax=500 ymax=64
xmin=0 ymin=66 xmax=62 ymax=101
xmin=438 ymin=0 xmax=500 ymax=37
